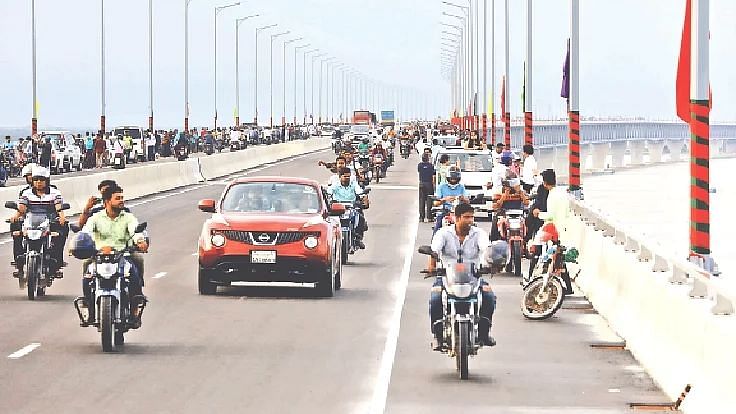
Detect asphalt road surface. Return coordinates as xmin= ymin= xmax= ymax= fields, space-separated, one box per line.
xmin=0 ymin=149 xmax=674 ymax=413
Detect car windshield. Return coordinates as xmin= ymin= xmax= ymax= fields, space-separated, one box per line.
xmin=443 ymin=152 xmax=494 ymax=172
xmin=221 ymin=183 xmax=321 ymax=214
xmin=351 ymin=125 xmax=369 ymax=134
xmin=113 ymin=129 xmax=141 ymax=140
xmin=322 ymin=126 xmax=334 ymax=132
xmin=339 ymin=125 xmax=351 ymax=132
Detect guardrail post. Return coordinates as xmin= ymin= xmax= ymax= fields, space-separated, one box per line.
xmin=652 ymin=254 xmax=670 ymax=272
xmin=688 ymin=277 xmax=708 ymax=298
xmin=667 ymin=138 xmax=684 ymax=162
xmin=711 ymin=291 xmax=734 ymax=315
xmin=669 ymin=264 xmax=689 ymax=284
xmin=614 ymin=228 xmax=626 ymax=245
xmin=638 ymin=245 xmax=653 ymax=262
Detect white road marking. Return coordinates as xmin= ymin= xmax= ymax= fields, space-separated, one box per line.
xmin=8 ymin=343 xmax=41 ymax=359
xmin=153 ymin=272 xmax=167 ymax=279
xmin=368 ymin=201 xmax=420 ymax=414
xmin=191 ymin=253 xmax=198 ymax=256
xmin=608 ymin=388 xmax=621 ymax=393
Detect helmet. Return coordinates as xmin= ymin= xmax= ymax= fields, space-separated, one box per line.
xmin=70 ymin=232 xmax=96 ymax=260
xmin=485 ymin=240 xmax=509 ymax=270
xmin=31 ymin=165 xmax=50 ymax=179
xmin=513 ymin=153 xmax=522 ymax=161
xmin=500 ymin=150 xmax=513 ymax=166
xmin=362 ymin=138 xmax=369 ymax=144
xmin=447 ymin=167 xmax=461 ymax=184
xmin=21 ymin=163 xmax=35 ymax=177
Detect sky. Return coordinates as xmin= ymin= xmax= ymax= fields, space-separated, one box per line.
xmin=0 ymin=0 xmax=734 ymax=131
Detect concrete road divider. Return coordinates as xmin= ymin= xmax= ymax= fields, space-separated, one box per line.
xmin=562 ymin=198 xmax=736 ymax=414
xmin=0 ymin=139 xmax=330 ymax=220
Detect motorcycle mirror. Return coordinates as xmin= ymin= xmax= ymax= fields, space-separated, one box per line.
xmin=417 ymin=245 xmax=434 ymax=256
xmin=60 ymin=203 xmax=71 ymax=211
xmin=70 ymin=223 xmax=81 ymax=233
xmin=134 ymin=222 xmax=147 ymax=233
xmin=4 ymin=201 xmax=18 ymax=211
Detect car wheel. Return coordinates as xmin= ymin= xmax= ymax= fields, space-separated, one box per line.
xmin=315 ymin=264 xmax=335 ymax=298
xmin=198 ymin=266 xmax=217 ymax=295
xmin=334 ymin=248 xmax=342 ymax=291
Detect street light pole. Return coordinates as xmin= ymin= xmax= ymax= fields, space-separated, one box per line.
xmin=254 ymin=24 xmax=277 ymax=125
xmin=524 ymin=0 xmax=533 ymax=145
xmin=310 ymin=53 xmax=325 ymax=124
xmin=100 ymin=0 xmax=106 ymax=135
xmin=235 ymin=14 xmax=258 ymax=127
xmin=184 ymin=0 xmax=192 ymax=132
xmin=282 ymin=37 xmax=303 ymax=128
xmin=504 ymin=0 xmax=511 ymax=147
xmin=302 ymin=49 xmax=318 ymax=125
xmin=318 ymin=57 xmax=333 ymax=124
xmin=270 ymin=31 xmax=290 ymax=128
xmin=148 ymin=0 xmax=154 ymax=132
xmin=214 ymin=2 xmax=240 ymax=131
xmin=31 ymin=0 xmax=37 ymax=136
xmin=293 ymin=44 xmax=311 ymax=125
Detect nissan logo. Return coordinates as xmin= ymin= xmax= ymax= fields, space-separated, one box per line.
xmin=257 ymin=233 xmax=271 ymax=242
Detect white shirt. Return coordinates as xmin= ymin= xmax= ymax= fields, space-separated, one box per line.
xmin=490 ymin=164 xmax=509 ymax=195
xmin=491 ymin=150 xmax=504 ymax=166
xmin=231 ymin=130 xmax=241 ymax=141
xmin=521 ymin=155 xmax=538 ymax=186
xmin=431 ymin=225 xmax=490 ymax=268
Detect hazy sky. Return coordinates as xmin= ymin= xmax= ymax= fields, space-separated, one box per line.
xmin=0 ymin=0 xmax=734 ymax=130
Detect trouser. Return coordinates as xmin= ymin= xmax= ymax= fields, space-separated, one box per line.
xmin=95 ymin=152 xmax=103 ymax=167
xmin=429 ymin=277 xmax=496 ymax=341
xmin=490 ymin=214 xmax=502 ymax=241
xmin=11 ymin=221 xmax=22 ymax=263
xmin=525 ymin=215 xmax=543 ymax=243
xmin=418 ymin=182 xmax=434 ymax=220
xmin=354 ymin=210 xmax=368 ymax=240
xmin=147 ymin=146 xmax=155 ymax=161
xmin=433 ymin=210 xmax=449 ymax=234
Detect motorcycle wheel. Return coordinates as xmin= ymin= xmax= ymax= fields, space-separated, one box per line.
xmin=26 ymin=256 xmax=39 ymax=301
xmin=456 ymin=322 xmax=470 ymax=380
xmin=512 ymin=241 xmax=522 ymax=278
xmin=521 ymin=277 xmax=565 ymax=320
xmin=100 ymin=296 xmax=115 ymax=352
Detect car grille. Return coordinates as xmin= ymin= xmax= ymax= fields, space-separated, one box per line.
xmin=220 ymin=231 xmax=319 ymax=245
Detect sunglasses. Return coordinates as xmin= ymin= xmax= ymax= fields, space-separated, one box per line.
xmin=32 ymin=177 xmax=46 ymax=181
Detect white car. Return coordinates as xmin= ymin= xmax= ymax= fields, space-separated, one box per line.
xmin=111 ymin=126 xmax=146 ymax=163
xmin=40 ymin=131 xmax=83 ymax=173
xmin=320 ymin=125 xmax=335 ymax=138
xmin=435 ymin=148 xmax=496 ymax=217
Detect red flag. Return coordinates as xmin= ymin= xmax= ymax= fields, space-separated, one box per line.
xmin=675 ymin=0 xmax=691 ymax=123
xmin=501 ymin=75 xmax=506 ymax=115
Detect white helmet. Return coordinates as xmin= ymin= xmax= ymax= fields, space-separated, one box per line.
xmin=31 ymin=165 xmax=50 ymax=179
xmin=21 ymin=163 xmax=36 ymax=177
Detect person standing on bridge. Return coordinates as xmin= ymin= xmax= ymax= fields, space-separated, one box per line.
xmin=521 ymin=144 xmax=539 ymax=193
xmin=418 ymin=153 xmax=435 ymax=223
xmin=94 ymin=133 xmax=106 ymax=168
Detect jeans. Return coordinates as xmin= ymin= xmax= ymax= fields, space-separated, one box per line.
xmin=429 ymin=277 xmax=496 ymax=341
xmin=433 ymin=210 xmax=449 ymax=234
xmin=418 ymin=182 xmax=434 ymax=221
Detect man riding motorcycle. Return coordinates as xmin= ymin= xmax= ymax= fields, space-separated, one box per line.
xmin=78 ymin=179 xmax=130 ymax=227
xmin=432 ymin=166 xmax=469 ymax=233
xmin=10 ymin=164 xmax=36 ymax=271
xmin=79 ymin=184 xmax=148 ymax=325
xmin=370 ymin=142 xmax=389 ymax=176
xmin=427 ymin=202 xmax=497 ymax=350
xmin=10 ymin=165 xmax=68 ymax=278
xmin=490 ymin=177 xmax=530 ymax=242
xmin=327 ymin=168 xmax=369 ymax=249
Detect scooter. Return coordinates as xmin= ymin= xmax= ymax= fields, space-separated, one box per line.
xmin=175 ymin=144 xmax=188 ymax=161
xmin=112 ymin=152 xmax=125 ymax=169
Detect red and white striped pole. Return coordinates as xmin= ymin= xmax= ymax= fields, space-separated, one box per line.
xmin=524 ymin=0 xmax=533 ymax=146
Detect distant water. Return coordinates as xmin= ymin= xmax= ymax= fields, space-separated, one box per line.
xmin=583 ymin=157 xmax=736 ymax=277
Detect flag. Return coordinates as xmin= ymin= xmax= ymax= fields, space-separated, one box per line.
xmin=501 ymin=75 xmax=506 ymax=115
xmin=561 ymin=39 xmax=570 ymax=101
xmin=676 ymin=0 xmax=712 ymax=123
xmin=487 ymin=88 xmax=493 ymax=115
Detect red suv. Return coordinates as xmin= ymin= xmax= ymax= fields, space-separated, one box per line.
xmin=197 ymin=176 xmax=345 ymax=296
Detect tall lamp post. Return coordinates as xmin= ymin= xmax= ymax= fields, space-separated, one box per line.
xmin=254 ymin=23 xmax=277 ymax=125
xmin=31 ymin=0 xmax=38 ymax=136
xmin=100 ymin=0 xmax=106 ymax=135
xmin=148 ymin=0 xmax=154 ymax=132
xmin=302 ymin=49 xmax=318 ymax=125
xmin=270 ymin=31 xmax=290 ymax=128
xmin=318 ymin=57 xmax=335 ymax=124
xmin=184 ymin=0 xmax=193 ymax=132
xmin=293 ymin=44 xmax=311 ymax=125
xmin=283 ymin=37 xmax=303 ymax=127
xmin=234 ymin=14 xmax=258 ymax=127
xmin=310 ymin=53 xmax=326 ymax=124
xmin=213 ymin=2 xmax=240 ymax=130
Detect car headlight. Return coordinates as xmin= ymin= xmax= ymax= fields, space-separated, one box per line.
xmin=303 ymin=236 xmax=318 ymax=249
xmin=211 ymin=233 xmax=226 ymax=247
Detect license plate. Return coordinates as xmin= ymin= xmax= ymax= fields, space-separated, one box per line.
xmin=250 ymin=250 xmax=276 ymax=264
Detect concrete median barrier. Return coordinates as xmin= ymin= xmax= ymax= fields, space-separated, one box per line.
xmin=563 ymin=200 xmax=736 ymax=413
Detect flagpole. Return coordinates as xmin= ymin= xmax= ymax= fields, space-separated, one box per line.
xmin=490 ymin=0 xmax=495 ymax=145
xmin=524 ymin=0 xmax=533 ymax=146
xmin=568 ymin=0 xmax=581 ymax=195
xmin=503 ymin=0 xmax=510 ymax=148
xmin=689 ymin=0 xmax=711 ymax=265
xmin=482 ymin=0 xmax=488 ymax=146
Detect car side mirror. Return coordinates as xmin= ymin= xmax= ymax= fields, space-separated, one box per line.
xmin=5 ymin=201 xmax=18 ymax=211
xmin=134 ymin=222 xmax=147 ymax=233
xmin=198 ymin=199 xmax=216 ymax=213
xmin=329 ymin=203 xmax=346 ymax=216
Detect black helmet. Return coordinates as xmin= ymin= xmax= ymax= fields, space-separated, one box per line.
xmin=447 ymin=166 xmax=461 ymax=183
xmin=70 ymin=232 xmax=96 ymax=260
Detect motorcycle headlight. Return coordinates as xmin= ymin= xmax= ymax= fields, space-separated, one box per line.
xmin=97 ymin=263 xmax=118 ymax=279
xmin=26 ymin=229 xmax=43 ymax=240
xmin=303 ymin=236 xmax=318 ymax=249
xmin=449 ymin=284 xmax=474 ymax=298
xmin=211 ymin=233 xmax=226 ymax=247
xmin=509 ymin=218 xmax=522 ymax=229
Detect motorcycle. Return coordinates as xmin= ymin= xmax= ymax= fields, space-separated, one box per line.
xmin=400 ymin=142 xmax=411 ymax=159
xmin=334 ymin=189 xmax=370 ymax=264
xmin=521 ymin=220 xmax=579 ymax=320
xmin=430 ymin=196 xmax=462 ymax=227
xmin=418 ymin=246 xmax=494 ymax=380
xmin=229 ymin=140 xmax=240 ymax=151
xmin=204 ymin=142 xmax=214 ymax=155
xmin=496 ymin=208 xmax=526 ymax=277
xmin=72 ymin=222 xmax=149 ymax=352
xmin=5 ymin=201 xmax=70 ymax=300
xmin=371 ymin=154 xmax=385 ymax=183
xmin=112 ymin=152 xmax=126 ymax=169
xmin=175 ymin=144 xmax=188 ymax=161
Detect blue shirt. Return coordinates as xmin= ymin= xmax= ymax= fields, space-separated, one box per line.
xmin=434 ymin=182 xmax=468 ymax=209
xmin=328 ymin=181 xmax=363 ymax=203
xmin=417 ymin=162 xmax=435 ymax=184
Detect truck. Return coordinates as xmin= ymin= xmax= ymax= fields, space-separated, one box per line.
xmin=380 ymin=110 xmax=395 ymax=126
xmin=352 ymin=110 xmax=375 ymax=125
